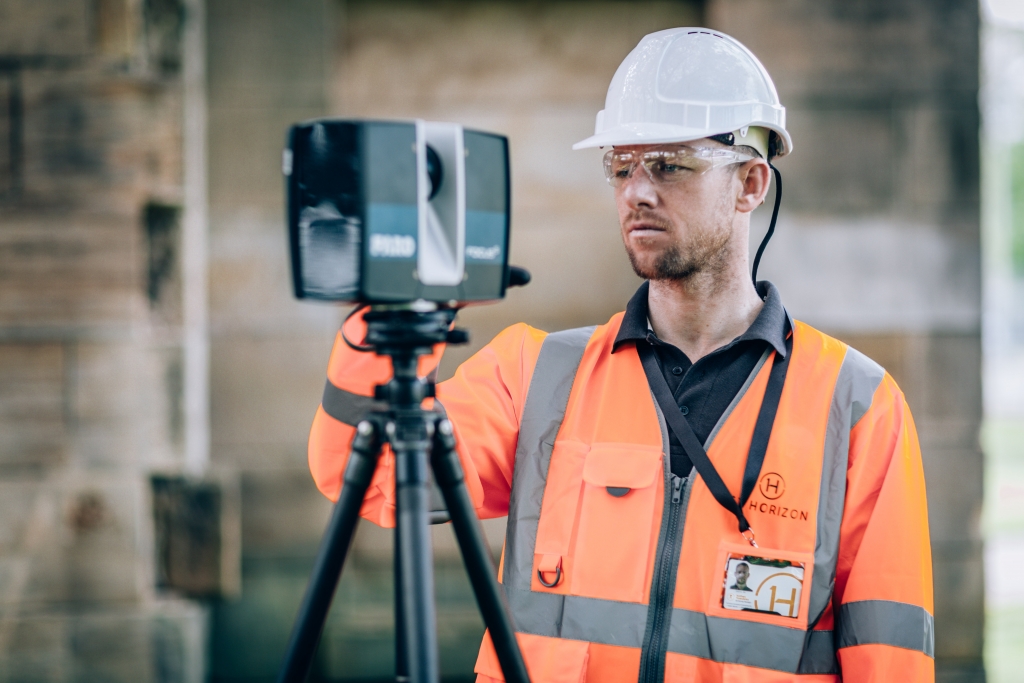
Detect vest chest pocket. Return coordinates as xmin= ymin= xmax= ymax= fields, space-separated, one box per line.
xmin=571 ymin=443 xmax=664 ymax=603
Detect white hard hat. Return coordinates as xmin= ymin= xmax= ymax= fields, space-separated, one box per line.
xmin=573 ymin=28 xmax=793 ymax=158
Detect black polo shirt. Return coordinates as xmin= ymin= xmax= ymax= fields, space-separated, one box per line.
xmin=612 ymin=280 xmax=791 ymax=477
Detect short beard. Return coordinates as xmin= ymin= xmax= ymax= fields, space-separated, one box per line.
xmin=625 ymin=216 xmax=733 ymax=283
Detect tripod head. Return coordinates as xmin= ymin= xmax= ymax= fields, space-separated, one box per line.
xmin=357 ymin=265 xmax=529 ymax=409
xmin=361 ymin=305 xmax=469 ymax=411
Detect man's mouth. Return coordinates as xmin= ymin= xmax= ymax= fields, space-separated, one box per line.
xmin=627 ymin=222 xmax=668 ymax=236
xmin=625 ymin=210 xmax=671 ymax=236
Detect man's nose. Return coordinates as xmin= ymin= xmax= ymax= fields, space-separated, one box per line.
xmin=619 ymin=165 xmax=659 ymax=208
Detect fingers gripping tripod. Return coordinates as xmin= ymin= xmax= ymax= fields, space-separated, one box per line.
xmin=277 ymin=307 xmax=531 ymax=683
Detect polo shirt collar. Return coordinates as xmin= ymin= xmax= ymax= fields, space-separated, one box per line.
xmin=612 ymin=280 xmax=791 ymax=357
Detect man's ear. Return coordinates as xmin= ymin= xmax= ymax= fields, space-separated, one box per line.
xmin=735 ymin=159 xmax=771 ymax=214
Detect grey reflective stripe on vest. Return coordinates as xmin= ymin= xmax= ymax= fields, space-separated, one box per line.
xmin=836 ymin=600 xmax=934 ymax=657
xmin=321 ymin=380 xmax=384 ymax=426
xmin=506 ymin=585 xmax=838 ymax=674
xmin=507 ymin=585 xmax=649 ymax=648
xmin=503 ymin=326 xmax=596 ymax=591
xmin=703 ymin=347 xmax=772 ymax=449
xmin=705 ymin=615 xmax=837 ymax=675
xmin=670 ymin=608 xmax=838 ymax=674
xmin=806 ymin=347 xmax=885 ymax=629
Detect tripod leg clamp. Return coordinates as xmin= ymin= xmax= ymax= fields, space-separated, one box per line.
xmin=430 ymin=419 xmax=464 ymax=487
xmin=344 ymin=420 xmax=383 ymax=487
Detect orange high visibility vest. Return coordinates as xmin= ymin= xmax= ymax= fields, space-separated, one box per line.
xmin=309 ymin=312 xmax=934 ymax=683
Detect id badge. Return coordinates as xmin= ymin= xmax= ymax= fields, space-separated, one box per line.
xmin=708 ymin=542 xmax=814 ymax=627
xmin=723 ymin=554 xmax=804 ymax=617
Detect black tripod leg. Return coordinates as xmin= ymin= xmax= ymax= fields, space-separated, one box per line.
xmin=395 ymin=519 xmax=408 ymax=683
xmin=392 ymin=418 xmax=440 ymax=683
xmin=431 ymin=420 xmax=531 ymax=683
xmin=277 ymin=420 xmax=382 ymax=683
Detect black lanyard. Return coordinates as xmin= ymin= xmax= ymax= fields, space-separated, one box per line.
xmin=637 ymin=333 xmax=792 ymax=546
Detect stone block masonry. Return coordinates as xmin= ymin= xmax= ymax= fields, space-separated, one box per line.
xmin=0 ymin=0 xmax=209 ymax=680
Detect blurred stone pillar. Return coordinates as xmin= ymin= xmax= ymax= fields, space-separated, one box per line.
xmin=708 ymin=1 xmax=983 ymax=680
xmin=0 ymin=0 xmax=212 ymax=680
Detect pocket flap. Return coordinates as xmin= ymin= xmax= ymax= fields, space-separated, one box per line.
xmin=582 ymin=443 xmax=663 ymax=489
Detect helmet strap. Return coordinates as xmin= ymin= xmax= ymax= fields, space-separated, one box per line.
xmin=751 ymin=163 xmax=782 ymax=287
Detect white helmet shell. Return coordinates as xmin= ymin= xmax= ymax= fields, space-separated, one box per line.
xmin=573 ymin=28 xmax=792 ymax=157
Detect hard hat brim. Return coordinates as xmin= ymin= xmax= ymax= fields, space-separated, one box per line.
xmin=572 ymin=122 xmax=792 ymax=158
xmin=572 ymin=124 xmax=710 ymax=150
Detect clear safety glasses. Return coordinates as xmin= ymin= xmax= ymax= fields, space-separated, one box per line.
xmin=603 ymin=146 xmax=757 ymax=187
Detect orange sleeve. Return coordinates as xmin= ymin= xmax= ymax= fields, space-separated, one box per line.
xmin=307 ymin=309 xmax=544 ymax=527
xmin=834 ymin=373 xmax=934 ymax=681
xmin=435 ymin=322 xmax=546 ymax=519
xmin=838 ymin=644 xmax=935 ymax=682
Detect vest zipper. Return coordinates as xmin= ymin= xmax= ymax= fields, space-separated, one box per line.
xmin=637 ymin=473 xmax=688 ymax=683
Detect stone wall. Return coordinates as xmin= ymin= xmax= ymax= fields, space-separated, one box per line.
xmin=0 ymin=0 xmax=206 ymax=681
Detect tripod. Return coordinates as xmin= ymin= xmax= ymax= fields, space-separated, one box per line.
xmin=277 ymin=306 xmax=531 ymax=683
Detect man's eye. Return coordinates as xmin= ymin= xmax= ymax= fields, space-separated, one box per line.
xmin=652 ymin=160 xmax=687 ymax=175
xmin=613 ymin=165 xmax=631 ymax=178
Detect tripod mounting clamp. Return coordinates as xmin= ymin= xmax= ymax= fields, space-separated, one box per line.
xmin=362 ymin=305 xmax=466 ymax=353
xmin=362 ymin=306 xmax=468 ymax=407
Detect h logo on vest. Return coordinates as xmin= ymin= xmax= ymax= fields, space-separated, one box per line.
xmin=758 ymin=472 xmax=786 ymax=500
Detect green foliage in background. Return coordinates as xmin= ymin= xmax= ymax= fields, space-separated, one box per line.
xmin=984 ymin=419 xmax=1024 ymax=535
xmin=984 ymin=419 xmax=1024 ymax=683
xmin=1012 ymin=142 xmax=1024 ymax=275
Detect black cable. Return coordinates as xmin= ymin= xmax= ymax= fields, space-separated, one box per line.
xmin=341 ymin=304 xmax=374 ymax=352
xmin=751 ymin=163 xmax=782 ymax=286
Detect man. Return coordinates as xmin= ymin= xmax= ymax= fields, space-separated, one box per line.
xmin=730 ymin=563 xmax=752 ymax=592
xmin=309 ymin=28 xmax=934 ymax=682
